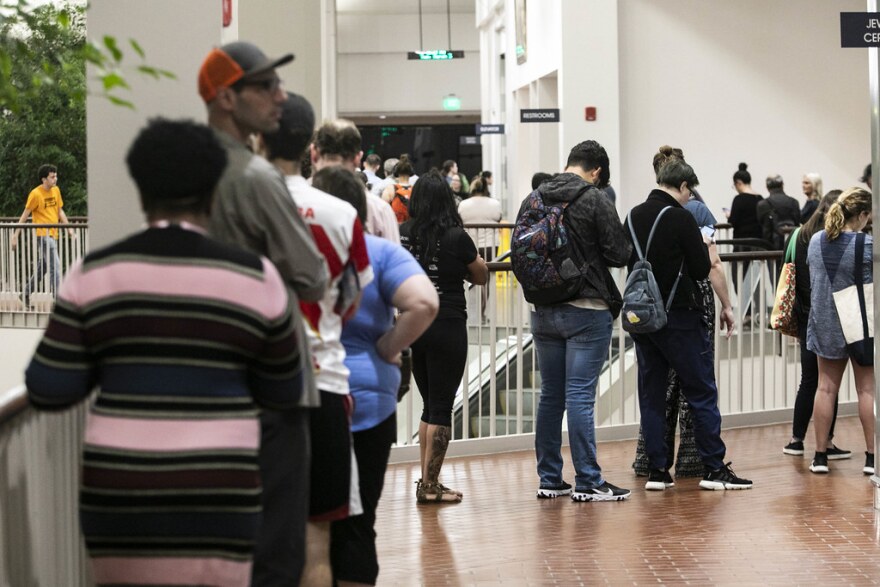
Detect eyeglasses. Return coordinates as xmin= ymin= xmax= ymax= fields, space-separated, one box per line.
xmin=235 ymin=77 xmax=282 ymax=93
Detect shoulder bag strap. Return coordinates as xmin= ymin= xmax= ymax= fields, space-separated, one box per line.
xmin=784 ymin=227 xmax=800 ymax=263
xmin=853 ymin=232 xmax=869 ymax=340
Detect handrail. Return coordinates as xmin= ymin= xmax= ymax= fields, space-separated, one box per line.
xmin=0 ymin=384 xmax=27 ymax=425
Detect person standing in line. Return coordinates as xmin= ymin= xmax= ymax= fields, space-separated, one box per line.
xmin=313 ymin=166 xmax=438 ymax=586
xmin=860 ymin=163 xmax=872 ymax=189
xmin=756 ymin=174 xmax=801 ymax=250
xmin=198 ymin=41 xmax=329 ymax=586
xmin=800 ymin=173 xmax=823 ymax=224
xmin=401 ymin=171 xmax=488 ymax=504
xmin=782 ymin=190 xmax=851 ymax=460
xmin=264 ymin=102 xmax=374 ymax=586
xmin=527 ymin=140 xmax=633 ymax=502
xmin=25 ymin=118 xmax=305 ymax=587
xmin=459 ymin=176 xmax=502 ymax=323
xmin=633 ymin=145 xmax=735 ymax=481
xmin=10 ymin=164 xmax=77 ymax=307
xmin=308 ymin=117 xmax=399 ymax=244
xmin=362 ymin=153 xmax=382 ymax=187
xmin=806 ymin=188 xmax=874 ymax=476
xmin=625 ymin=158 xmax=753 ymax=492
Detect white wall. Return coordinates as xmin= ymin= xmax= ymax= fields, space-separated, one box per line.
xmin=239 ymin=0 xmax=325 ymax=122
xmin=617 ymin=0 xmax=870 ymax=218
xmin=335 ymin=11 xmax=481 ymax=116
xmin=87 ymin=0 xmax=221 ymax=249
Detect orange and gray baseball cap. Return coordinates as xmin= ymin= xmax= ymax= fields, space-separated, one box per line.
xmin=198 ymin=41 xmax=294 ymax=103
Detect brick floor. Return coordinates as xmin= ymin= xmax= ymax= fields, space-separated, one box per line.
xmin=375 ymin=417 xmax=880 ymax=586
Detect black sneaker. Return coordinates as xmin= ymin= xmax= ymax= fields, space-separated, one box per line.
xmin=782 ymin=440 xmax=804 ymax=456
xmin=645 ymin=469 xmax=675 ymax=491
xmin=536 ymin=482 xmax=572 ymax=499
xmin=826 ymin=444 xmax=852 ymax=460
xmin=864 ymin=452 xmax=875 ymax=475
xmin=571 ymin=481 xmax=631 ymax=502
xmin=700 ymin=462 xmax=753 ymax=490
xmin=809 ymin=452 xmax=829 ymax=474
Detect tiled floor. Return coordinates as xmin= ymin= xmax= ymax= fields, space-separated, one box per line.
xmin=375 ymin=417 xmax=880 ymax=585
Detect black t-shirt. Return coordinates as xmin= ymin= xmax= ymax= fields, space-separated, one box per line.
xmin=728 ymin=193 xmax=763 ymax=239
xmin=400 ymin=223 xmax=477 ymax=320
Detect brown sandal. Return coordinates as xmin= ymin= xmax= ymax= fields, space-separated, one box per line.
xmin=416 ymin=480 xmax=462 ymax=504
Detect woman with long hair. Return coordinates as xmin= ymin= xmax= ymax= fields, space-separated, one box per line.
xmin=800 ymin=172 xmax=823 ymax=224
xmin=782 ymin=190 xmax=850 ymax=460
xmin=400 ymin=171 xmax=488 ymax=503
xmin=807 ymin=187 xmax=874 ymax=475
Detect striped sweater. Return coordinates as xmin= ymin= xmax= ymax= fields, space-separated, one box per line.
xmin=26 ymin=224 xmax=303 ymax=587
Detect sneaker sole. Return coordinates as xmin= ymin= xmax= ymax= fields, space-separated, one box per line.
xmin=864 ymin=467 xmax=875 ymax=475
xmin=571 ymin=492 xmax=631 ymax=502
xmin=782 ymin=447 xmax=804 ymax=456
xmin=536 ymin=488 xmax=572 ymax=499
xmin=644 ymin=481 xmax=674 ymax=491
xmin=809 ymin=464 xmax=829 ymax=474
xmin=827 ymin=453 xmax=852 ymax=461
xmin=699 ymin=480 xmax=753 ymax=490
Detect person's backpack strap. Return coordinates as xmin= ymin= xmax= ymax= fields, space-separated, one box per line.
xmin=627 ymin=206 xmax=683 ymax=311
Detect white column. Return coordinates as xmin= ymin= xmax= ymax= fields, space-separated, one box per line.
xmin=86 ymin=0 xmax=221 ymax=249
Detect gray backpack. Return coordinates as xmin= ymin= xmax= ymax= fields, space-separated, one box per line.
xmin=621 ymin=207 xmax=682 ymax=334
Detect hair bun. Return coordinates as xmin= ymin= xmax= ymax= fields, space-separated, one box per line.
xmin=738 ymin=162 xmax=748 ymax=171
xmin=659 ymin=145 xmax=674 ymax=156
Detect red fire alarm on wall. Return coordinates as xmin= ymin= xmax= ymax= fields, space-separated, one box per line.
xmin=585 ymin=106 xmax=597 ymax=121
xmin=223 ymin=0 xmax=233 ymax=27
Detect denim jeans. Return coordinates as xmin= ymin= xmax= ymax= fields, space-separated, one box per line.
xmin=25 ymin=236 xmax=60 ymax=299
xmin=632 ymin=310 xmax=726 ymax=472
xmin=532 ymin=305 xmax=612 ymax=490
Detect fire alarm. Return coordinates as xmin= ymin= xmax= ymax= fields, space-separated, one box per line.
xmin=585 ymin=106 xmax=597 ymax=121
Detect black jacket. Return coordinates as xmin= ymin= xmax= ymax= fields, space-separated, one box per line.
xmin=525 ymin=172 xmax=631 ymax=316
xmin=624 ymin=190 xmax=711 ymax=311
xmin=756 ymin=190 xmax=801 ymax=247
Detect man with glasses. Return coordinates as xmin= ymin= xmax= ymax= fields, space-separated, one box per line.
xmin=10 ymin=164 xmax=76 ymax=308
xmin=198 ymin=41 xmax=329 ymax=586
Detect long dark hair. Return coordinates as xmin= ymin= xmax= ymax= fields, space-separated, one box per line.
xmin=407 ymin=170 xmax=463 ymax=261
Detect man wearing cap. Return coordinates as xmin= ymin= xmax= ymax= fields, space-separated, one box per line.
xmin=198 ymin=41 xmax=329 ymax=586
xmin=263 ymin=94 xmax=374 ymax=586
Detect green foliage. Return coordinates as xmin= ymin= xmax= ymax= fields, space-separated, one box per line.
xmin=0 ymin=1 xmax=87 ymax=216
xmin=0 ymin=0 xmax=177 ymax=217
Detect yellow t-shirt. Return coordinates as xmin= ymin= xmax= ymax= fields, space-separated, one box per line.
xmin=26 ymin=186 xmax=63 ymax=238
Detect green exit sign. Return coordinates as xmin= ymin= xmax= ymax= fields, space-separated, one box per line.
xmin=442 ymin=95 xmax=461 ymax=111
xmin=407 ymin=50 xmax=465 ymax=60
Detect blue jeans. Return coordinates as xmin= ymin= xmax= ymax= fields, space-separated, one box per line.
xmin=632 ymin=310 xmax=726 ymax=471
xmin=25 ymin=236 xmax=60 ymax=299
xmin=532 ymin=305 xmax=612 ymax=490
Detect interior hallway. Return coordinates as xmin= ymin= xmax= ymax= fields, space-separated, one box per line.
xmin=376 ymin=417 xmax=879 ymax=585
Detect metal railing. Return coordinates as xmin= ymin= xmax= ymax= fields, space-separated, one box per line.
xmin=0 ymin=222 xmax=862 ymax=583
xmin=0 ymin=222 xmax=89 ymax=324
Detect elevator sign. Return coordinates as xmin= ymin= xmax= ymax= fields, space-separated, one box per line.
xmin=841 ymin=12 xmax=880 ymax=47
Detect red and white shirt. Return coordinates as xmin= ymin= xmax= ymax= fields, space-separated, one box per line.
xmin=287 ymin=175 xmax=373 ymax=395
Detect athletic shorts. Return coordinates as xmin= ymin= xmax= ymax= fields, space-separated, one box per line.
xmin=308 ymin=391 xmax=362 ymax=522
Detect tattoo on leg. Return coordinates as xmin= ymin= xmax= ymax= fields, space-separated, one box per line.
xmin=426 ymin=426 xmax=451 ymax=482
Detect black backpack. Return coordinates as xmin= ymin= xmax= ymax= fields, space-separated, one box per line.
xmin=763 ymin=199 xmax=797 ymax=250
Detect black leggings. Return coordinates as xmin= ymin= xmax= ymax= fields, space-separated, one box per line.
xmin=330 ymin=413 xmax=396 ymax=585
xmin=412 ymin=317 xmax=468 ymax=427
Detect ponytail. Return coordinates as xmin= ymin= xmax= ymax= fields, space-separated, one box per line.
xmin=824 ymin=187 xmax=871 ymax=241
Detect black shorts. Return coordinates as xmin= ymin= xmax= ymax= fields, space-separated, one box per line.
xmin=308 ymin=391 xmax=359 ymax=522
